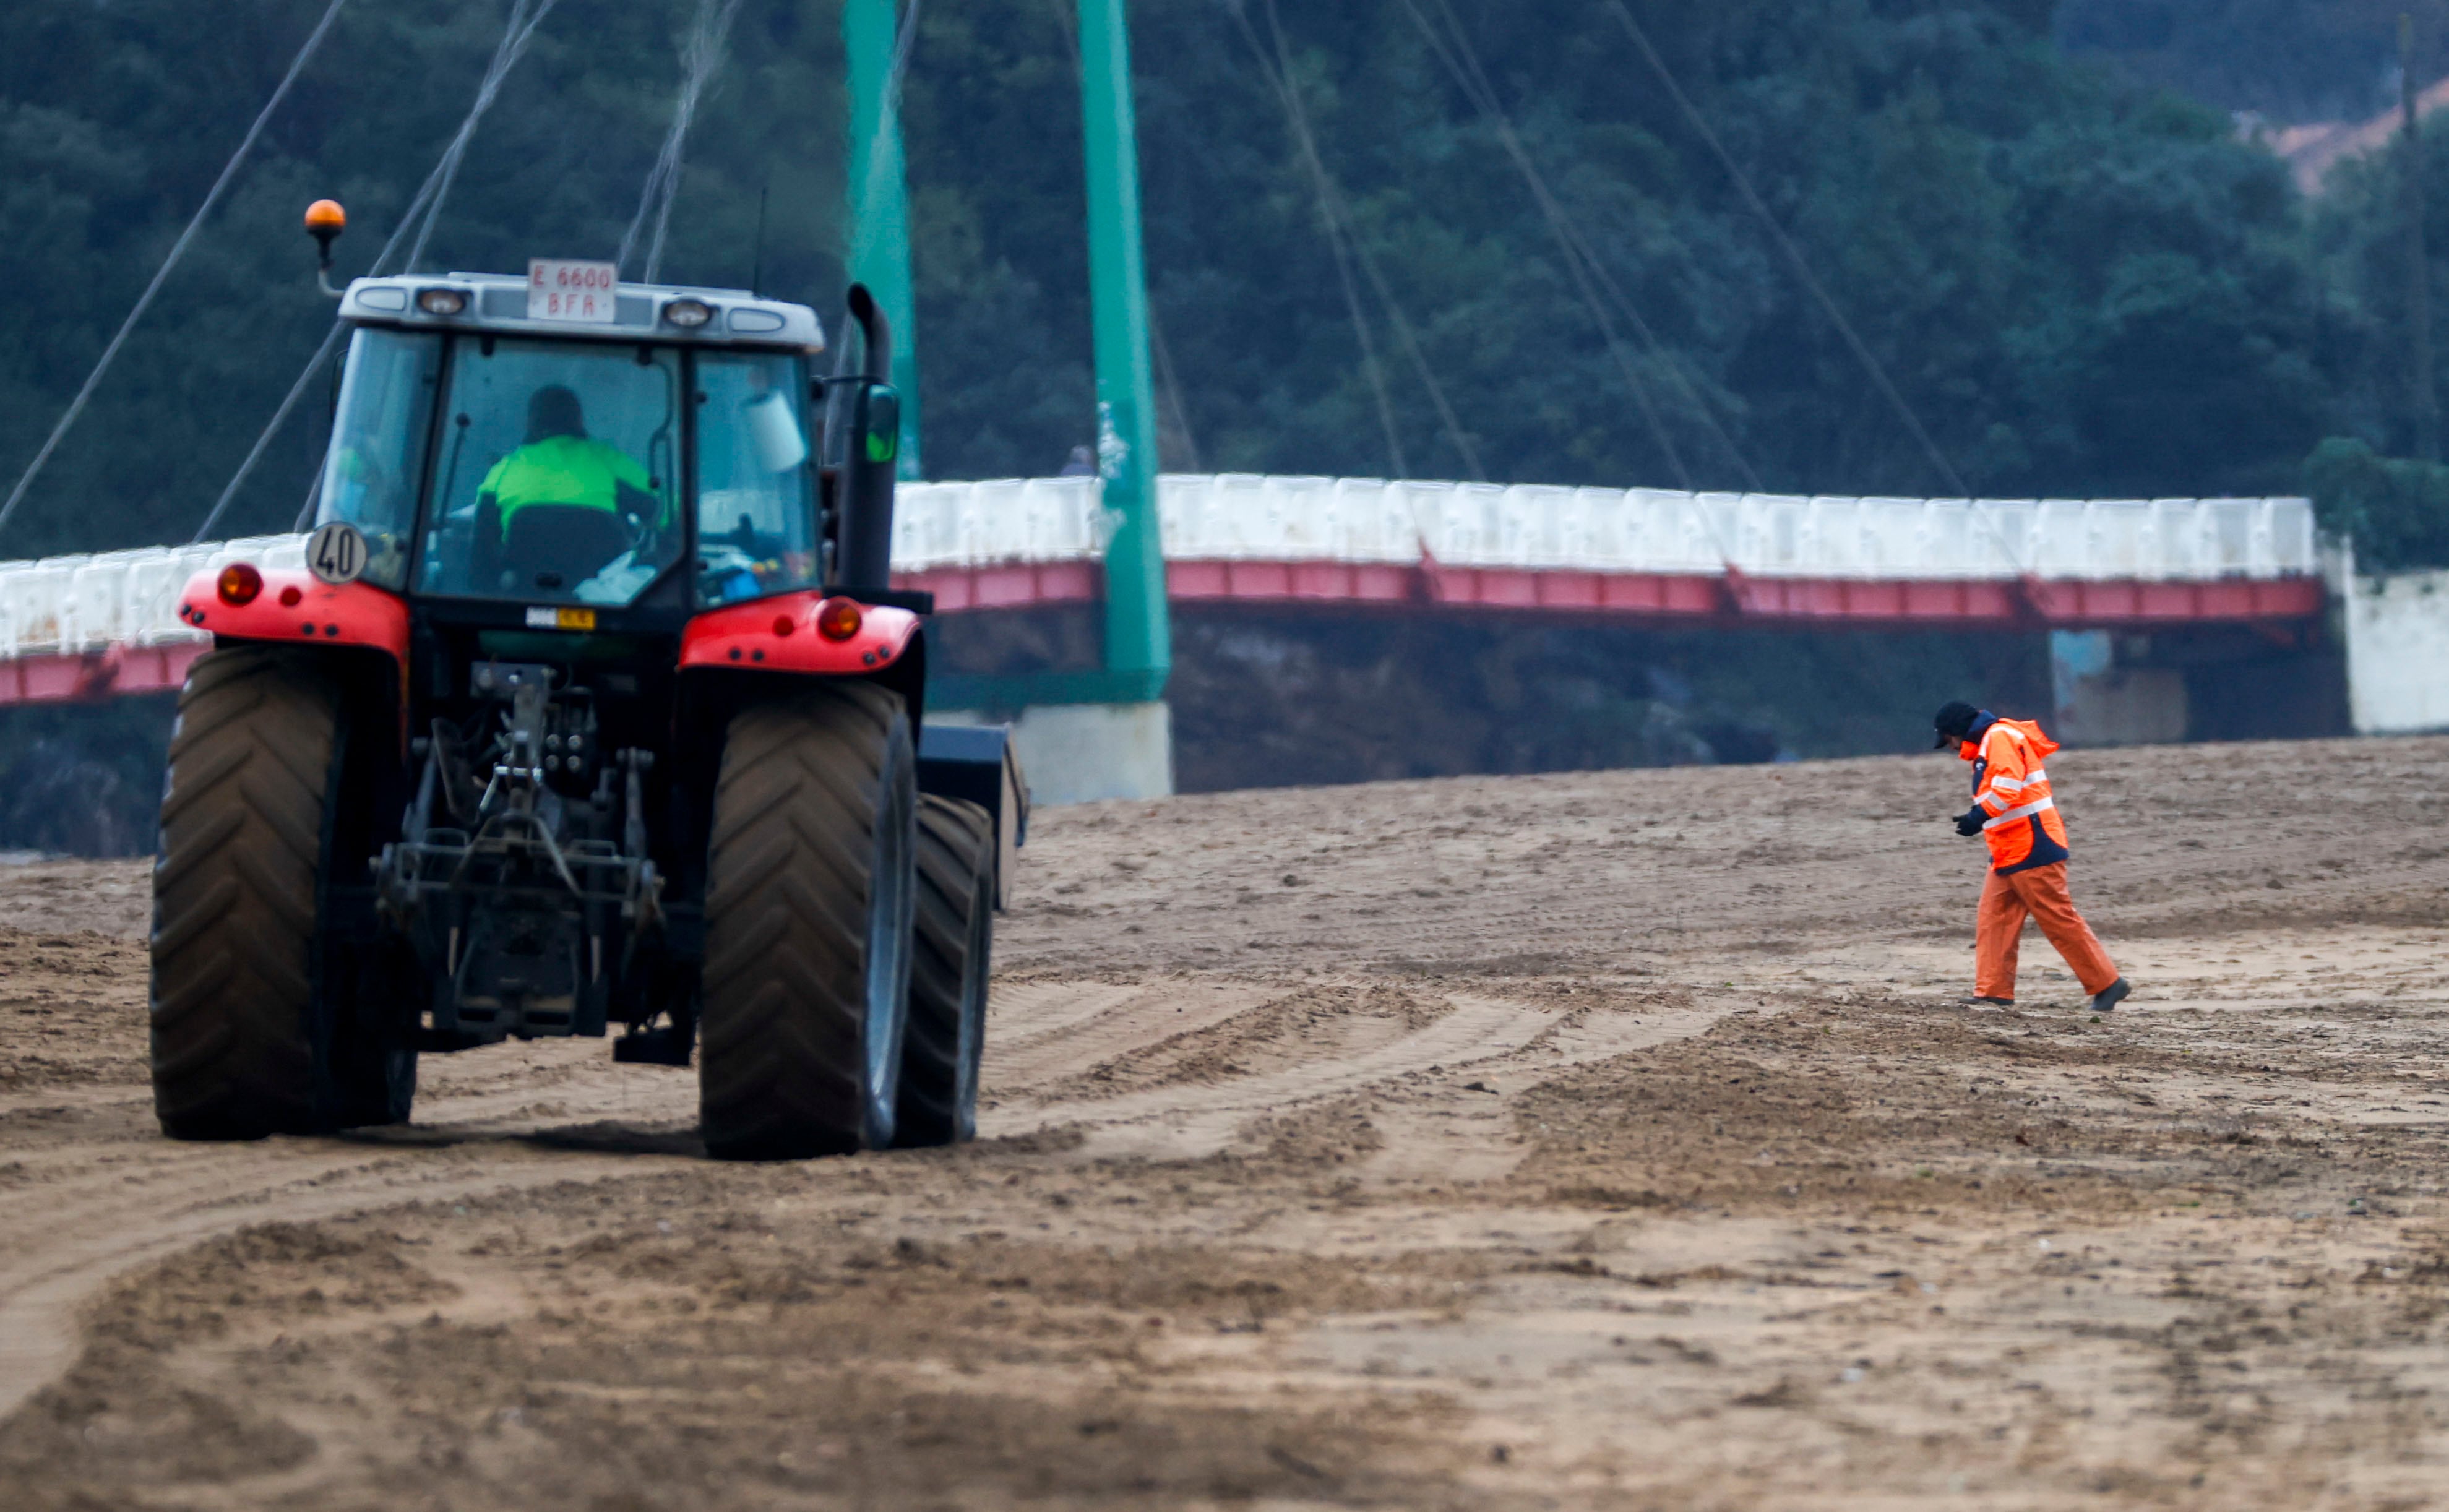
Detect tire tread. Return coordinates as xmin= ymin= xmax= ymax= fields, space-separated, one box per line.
xmin=699 ymin=684 xmax=910 ymax=1159
xmin=150 ymin=648 xmax=338 ymax=1138
xmin=895 ymin=794 xmax=992 ymax=1147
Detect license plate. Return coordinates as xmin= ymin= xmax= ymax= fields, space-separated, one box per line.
xmin=527 ymin=606 xmax=596 ymax=631
xmin=527 ymin=259 xmax=618 ymax=324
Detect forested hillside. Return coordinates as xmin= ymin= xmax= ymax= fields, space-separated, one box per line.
xmin=2056 ymin=0 xmax=2444 ymax=122
xmin=0 ymin=0 xmax=2439 ymax=563
xmin=3 ymin=0 xmax=2448 ymax=846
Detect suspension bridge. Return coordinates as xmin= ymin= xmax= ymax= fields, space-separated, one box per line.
xmin=0 ymin=1 xmax=2385 ymax=799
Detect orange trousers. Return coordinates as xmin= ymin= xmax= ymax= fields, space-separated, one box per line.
xmin=1975 ymin=862 xmax=2118 ymax=1000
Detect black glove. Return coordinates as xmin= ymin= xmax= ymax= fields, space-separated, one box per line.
xmin=1953 ymin=806 xmax=1986 ymax=837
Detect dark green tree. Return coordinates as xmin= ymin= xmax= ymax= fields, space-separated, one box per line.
xmin=0 ymin=0 xmax=2398 ymax=552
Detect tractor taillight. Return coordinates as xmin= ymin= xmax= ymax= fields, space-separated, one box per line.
xmin=816 ymin=597 xmax=863 ymax=642
xmin=217 ymin=564 xmax=263 ymax=606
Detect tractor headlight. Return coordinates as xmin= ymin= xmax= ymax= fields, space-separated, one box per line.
xmin=416 ymin=287 xmax=468 ymax=316
xmin=663 ymin=298 xmax=713 ymax=329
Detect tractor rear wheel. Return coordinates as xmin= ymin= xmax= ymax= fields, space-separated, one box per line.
xmin=893 ymin=795 xmax=993 ymax=1148
xmin=699 ymin=684 xmax=916 ymax=1159
xmin=150 ymin=647 xmax=415 ymax=1139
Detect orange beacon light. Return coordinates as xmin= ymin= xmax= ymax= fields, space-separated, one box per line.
xmin=305 ymin=199 xmax=346 ymax=295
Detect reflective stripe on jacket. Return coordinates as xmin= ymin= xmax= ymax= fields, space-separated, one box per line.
xmin=1958 ymin=716 xmax=2071 ymax=874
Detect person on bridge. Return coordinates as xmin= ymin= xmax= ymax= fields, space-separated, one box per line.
xmin=1934 ymin=701 xmax=2131 ymax=1013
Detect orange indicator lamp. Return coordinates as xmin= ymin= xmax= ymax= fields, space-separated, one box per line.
xmin=217 ymin=563 xmax=263 ymax=606
xmin=816 ymin=597 xmax=863 ymax=643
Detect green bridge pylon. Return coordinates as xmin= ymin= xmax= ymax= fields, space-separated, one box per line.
xmin=842 ymin=0 xmax=1171 ymax=711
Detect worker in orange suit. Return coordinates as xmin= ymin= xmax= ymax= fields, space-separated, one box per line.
xmin=1932 ymin=701 xmax=2131 ymax=1013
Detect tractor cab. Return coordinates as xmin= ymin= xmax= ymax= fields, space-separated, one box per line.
xmin=314 ymin=270 xmax=832 ymax=618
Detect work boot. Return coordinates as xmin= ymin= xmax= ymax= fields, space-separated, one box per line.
xmin=2090 ymin=978 xmax=2131 ymax=1013
xmin=1956 ymin=993 xmax=2014 ymax=1007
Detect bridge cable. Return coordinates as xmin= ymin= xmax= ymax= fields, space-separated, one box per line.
xmin=1229 ymin=6 xmax=1405 ymax=478
xmin=839 ymin=0 xmax=927 ymax=333
xmin=200 ymin=327 xmax=349 ymax=541
xmin=1046 ymin=0 xmax=1203 ymax=471
xmin=618 ymin=0 xmax=750 ymax=283
xmin=1393 ymin=0 xmax=1692 ymax=491
xmin=1403 ymin=0 xmax=1766 ymax=496
xmin=1601 ymin=2 xmax=1973 ymax=505
xmin=1424 ymin=0 xmax=1760 ymax=494
xmin=1257 ymin=1 xmax=1403 ymax=478
xmin=1147 ymin=301 xmax=1205 ymax=473
xmin=405 ymin=0 xmax=562 ymax=274
xmin=0 ymin=0 xmax=353 ymax=549
xmin=1270 ymin=0 xmax=1486 ymax=481
xmin=193 ymin=0 xmax=566 ymax=543
xmin=1234 ymin=1 xmax=1489 ymax=483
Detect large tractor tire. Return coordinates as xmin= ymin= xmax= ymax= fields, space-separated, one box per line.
xmin=893 ymin=795 xmax=993 ymax=1148
xmin=150 ymin=647 xmax=415 ymax=1139
xmin=699 ymin=684 xmax=916 ymax=1159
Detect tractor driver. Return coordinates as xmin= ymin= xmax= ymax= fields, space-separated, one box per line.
xmin=473 ymin=385 xmax=662 ymax=586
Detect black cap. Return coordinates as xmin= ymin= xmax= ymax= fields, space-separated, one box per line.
xmin=1932 ymin=700 xmax=1979 ymax=749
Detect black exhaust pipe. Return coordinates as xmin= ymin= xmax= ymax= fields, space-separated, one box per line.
xmin=830 ymin=283 xmax=899 ymax=597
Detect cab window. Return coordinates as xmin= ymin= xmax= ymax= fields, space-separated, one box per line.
xmin=416 ymin=338 xmax=682 ymax=606
xmin=313 ymin=328 xmax=441 ymax=591
xmin=694 ymin=351 xmax=820 ymax=605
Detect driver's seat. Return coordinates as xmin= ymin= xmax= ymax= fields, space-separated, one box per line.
xmin=498 ymin=505 xmax=631 ymax=592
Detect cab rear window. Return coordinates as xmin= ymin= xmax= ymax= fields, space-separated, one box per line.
xmin=416 ymin=339 xmax=682 ymax=606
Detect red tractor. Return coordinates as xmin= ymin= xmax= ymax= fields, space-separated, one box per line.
xmin=150 ymin=228 xmax=1022 ymax=1159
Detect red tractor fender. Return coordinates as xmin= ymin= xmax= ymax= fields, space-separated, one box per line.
xmin=679 ymin=591 xmax=919 ymax=675
xmin=176 ymin=567 xmax=412 ymax=750
xmin=176 ymin=567 xmax=411 ymax=674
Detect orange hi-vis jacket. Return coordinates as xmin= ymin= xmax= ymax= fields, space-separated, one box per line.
xmin=1958 ymin=716 xmax=2072 ymax=874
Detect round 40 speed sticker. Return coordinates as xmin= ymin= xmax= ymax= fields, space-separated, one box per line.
xmin=307 ymin=521 xmax=367 ymax=585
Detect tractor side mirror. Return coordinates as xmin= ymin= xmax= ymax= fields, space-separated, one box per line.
xmin=861 ymin=385 xmax=900 ymax=465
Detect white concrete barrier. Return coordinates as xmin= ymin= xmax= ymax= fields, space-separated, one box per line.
xmin=2341 ymin=564 xmax=2449 ymax=734
xmin=1148 ymin=478 xmax=2315 ymax=582
xmin=0 ymin=479 xmax=2323 ymax=665
xmin=892 ymin=476 xmax=1106 ymax=572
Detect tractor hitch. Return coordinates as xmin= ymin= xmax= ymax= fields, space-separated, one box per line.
xmin=374 ymin=661 xmax=666 ymax=1044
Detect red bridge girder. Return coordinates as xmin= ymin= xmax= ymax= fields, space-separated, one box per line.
xmin=899 ymin=560 xmax=2328 ymax=629
xmin=0 ymin=567 xmax=2325 ymax=708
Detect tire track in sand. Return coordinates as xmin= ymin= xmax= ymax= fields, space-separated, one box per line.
xmin=984 ymin=979 xmax=1281 ymax=1089
xmin=992 ymin=992 xmax=1739 ymax=1163
xmin=0 ymin=975 xmax=1739 ymax=1424
xmin=0 ymin=977 xmax=1232 ymax=1419
xmin=1358 ymin=999 xmax=1738 ymax=1183
xmin=0 ymin=1057 xmax=703 ymax=1420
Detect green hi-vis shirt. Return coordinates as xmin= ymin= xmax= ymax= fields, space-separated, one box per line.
xmin=478 ymin=436 xmax=658 ymax=522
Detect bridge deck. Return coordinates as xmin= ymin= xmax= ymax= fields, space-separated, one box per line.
xmin=0 ymin=476 xmax=2324 ymax=706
